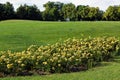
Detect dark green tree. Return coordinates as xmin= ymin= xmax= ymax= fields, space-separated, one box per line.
xmin=16 ymin=4 xmax=28 ymax=19
xmin=61 ymin=3 xmax=77 ymax=21
xmin=0 ymin=2 xmax=15 ymax=20
xmin=27 ymin=5 xmax=42 ymax=20
xmin=78 ymin=6 xmax=103 ymax=21
xmin=42 ymin=1 xmax=63 ymax=21
xmin=16 ymin=4 xmax=42 ymax=20
xmin=88 ymin=7 xmax=103 ymax=20
xmin=0 ymin=3 xmax=5 ymax=20
xmin=103 ymin=6 xmax=120 ymax=21
xmin=76 ymin=5 xmax=87 ymax=21
xmin=4 ymin=2 xmax=15 ymax=19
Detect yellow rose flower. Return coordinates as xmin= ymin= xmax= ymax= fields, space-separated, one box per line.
xmin=43 ymin=62 xmax=47 ymax=65
xmin=7 ymin=64 xmax=13 ymax=69
xmin=21 ymin=64 xmax=25 ymax=67
xmin=18 ymin=60 xmax=22 ymax=64
xmin=58 ymin=64 xmax=61 ymax=67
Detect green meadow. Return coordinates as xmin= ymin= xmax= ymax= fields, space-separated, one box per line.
xmin=0 ymin=20 xmax=120 ymax=80
xmin=0 ymin=20 xmax=120 ymax=51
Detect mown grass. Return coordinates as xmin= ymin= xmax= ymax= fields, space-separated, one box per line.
xmin=0 ymin=20 xmax=120 ymax=80
xmin=0 ymin=20 xmax=120 ymax=51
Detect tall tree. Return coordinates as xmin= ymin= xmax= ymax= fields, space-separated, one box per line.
xmin=42 ymin=1 xmax=63 ymax=21
xmin=0 ymin=2 xmax=15 ymax=20
xmin=61 ymin=3 xmax=77 ymax=21
xmin=16 ymin=4 xmax=28 ymax=19
xmin=78 ymin=6 xmax=103 ymax=21
xmin=0 ymin=3 xmax=5 ymax=20
xmin=76 ymin=5 xmax=87 ymax=21
xmin=80 ymin=6 xmax=90 ymax=20
xmin=27 ymin=5 xmax=41 ymax=20
xmin=16 ymin=4 xmax=42 ymax=20
xmin=88 ymin=7 xmax=103 ymax=20
xmin=4 ymin=2 xmax=15 ymax=19
xmin=103 ymin=6 xmax=120 ymax=21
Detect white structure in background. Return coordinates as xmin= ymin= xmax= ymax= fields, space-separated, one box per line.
xmin=66 ymin=18 xmax=70 ymax=21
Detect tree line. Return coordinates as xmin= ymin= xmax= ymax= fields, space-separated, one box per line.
xmin=1 ymin=1 xmax=120 ymax=21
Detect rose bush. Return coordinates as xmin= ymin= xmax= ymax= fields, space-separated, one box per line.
xmin=0 ymin=37 xmax=119 ymax=76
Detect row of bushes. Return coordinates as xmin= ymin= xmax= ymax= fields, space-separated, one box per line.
xmin=0 ymin=37 xmax=120 ymax=76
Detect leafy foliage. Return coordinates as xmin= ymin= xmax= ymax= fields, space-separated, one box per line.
xmin=0 ymin=37 xmax=119 ymax=76
xmin=103 ymin=6 xmax=120 ymax=21
xmin=0 ymin=2 xmax=14 ymax=20
xmin=1 ymin=2 xmax=120 ymax=21
xmin=16 ymin=4 xmax=42 ymax=20
xmin=42 ymin=1 xmax=64 ymax=21
xmin=61 ymin=3 xmax=77 ymax=21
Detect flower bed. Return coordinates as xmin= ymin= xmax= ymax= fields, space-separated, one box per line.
xmin=0 ymin=37 xmax=120 ymax=77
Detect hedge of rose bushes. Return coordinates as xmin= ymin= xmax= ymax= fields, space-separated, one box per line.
xmin=0 ymin=37 xmax=120 ymax=76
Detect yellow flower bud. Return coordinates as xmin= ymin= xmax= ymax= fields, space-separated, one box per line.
xmin=58 ymin=64 xmax=61 ymax=67
xmin=21 ymin=64 xmax=25 ymax=67
xmin=7 ymin=64 xmax=13 ymax=69
xmin=18 ymin=60 xmax=22 ymax=64
xmin=43 ymin=62 xmax=47 ymax=65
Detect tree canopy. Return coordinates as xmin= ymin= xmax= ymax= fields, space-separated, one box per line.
xmin=42 ymin=1 xmax=64 ymax=21
xmin=103 ymin=6 xmax=120 ymax=21
xmin=16 ymin=4 xmax=42 ymax=20
xmin=0 ymin=2 xmax=120 ymax=21
xmin=0 ymin=2 xmax=14 ymax=20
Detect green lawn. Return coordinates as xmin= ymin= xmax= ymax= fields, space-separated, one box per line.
xmin=0 ymin=20 xmax=120 ymax=51
xmin=0 ymin=20 xmax=120 ymax=80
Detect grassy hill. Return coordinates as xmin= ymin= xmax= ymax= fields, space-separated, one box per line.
xmin=0 ymin=20 xmax=120 ymax=80
xmin=0 ymin=20 xmax=120 ymax=51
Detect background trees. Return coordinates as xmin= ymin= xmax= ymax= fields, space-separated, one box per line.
xmin=1 ymin=1 xmax=120 ymax=21
xmin=76 ymin=5 xmax=86 ymax=21
xmin=76 ymin=5 xmax=103 ymax=21
xmin=103 ymin=6 xmax=120 ymax=21
xmin=42 ymin=1 xmax=64 ymax=21
xmin=0 ymin=2 xmax=14 ymax=20
xmin=16 ymin=4 xmax=42 ymax=20
xmin=4 ymin=2 xmax=15 ymax=19
xmin=0 ymin=3 xmax=5 ymax=20
xmin=61 ymin=3 xmax=77 ymax=21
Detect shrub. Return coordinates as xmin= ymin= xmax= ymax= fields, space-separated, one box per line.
xmin=0 ymin=37 xmax=119 ymax=76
